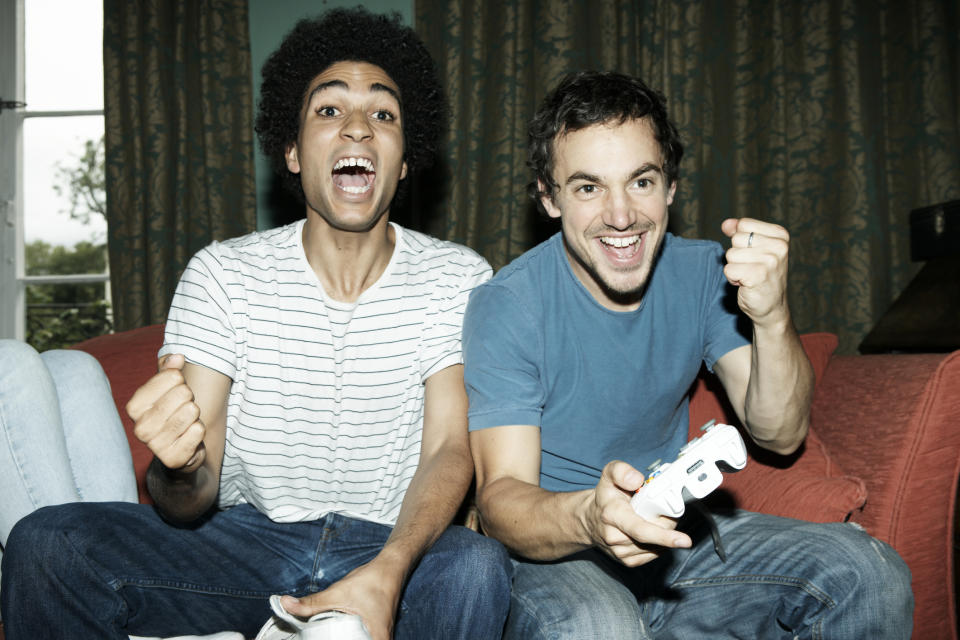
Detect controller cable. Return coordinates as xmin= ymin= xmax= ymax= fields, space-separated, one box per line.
xmin=690 ymin=499 xmax=727 ymax=562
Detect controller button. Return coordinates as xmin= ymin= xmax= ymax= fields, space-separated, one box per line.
xmin=686 ymin=459 xmax=704 ymax=475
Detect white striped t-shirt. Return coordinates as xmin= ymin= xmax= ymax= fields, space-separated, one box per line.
xmin=159 ymin=220 xmax=492 ymax=525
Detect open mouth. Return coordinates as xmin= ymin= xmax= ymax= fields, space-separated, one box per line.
xmin=599 ymin=234 xmax=643 ymax=260
xmin=332 ymin=156 xmax=376 ymax=195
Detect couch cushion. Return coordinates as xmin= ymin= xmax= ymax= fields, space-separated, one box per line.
xmin=689 ymin=332 xmax=868 ymax=522
xmin=73 ymin=324 xmax=166 ymax=504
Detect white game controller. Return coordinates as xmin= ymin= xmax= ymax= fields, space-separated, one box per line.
xmin=254 ymin=594 xmax=372 ymax=640
xmin=630 ymin=420 xmax=747 ymax=521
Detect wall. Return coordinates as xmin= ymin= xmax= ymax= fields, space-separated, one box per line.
xmin=247 ymin=0 xmax=413 ymax=230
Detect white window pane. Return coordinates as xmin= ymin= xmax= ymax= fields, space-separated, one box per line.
xmin=25 ymin=0 xmax=104 ymax=111
xmin=23 ymin=115 xmax=107 ymax=255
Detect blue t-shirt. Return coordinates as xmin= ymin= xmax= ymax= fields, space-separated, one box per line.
xmin=463 ymin=232 xmax=749 ymax=493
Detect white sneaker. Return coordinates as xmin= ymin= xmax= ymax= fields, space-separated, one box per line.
xmin=254 ymin=595 xmax=371 ymax=640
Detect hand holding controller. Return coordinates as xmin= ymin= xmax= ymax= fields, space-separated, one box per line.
xmin=254 ymin=594 xmax=372 ymax=640
xmin=630 ymin=421 xmax=747 ymax=521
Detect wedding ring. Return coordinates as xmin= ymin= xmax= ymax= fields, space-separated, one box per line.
xmin=747 ymin=231 xmax=754 ymax=248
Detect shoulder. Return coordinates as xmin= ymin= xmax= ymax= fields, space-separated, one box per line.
xmin=660 ymin=233 xmax=725 ymax=261
xmin=466 ymin=234 xmax=561 ymax=329
xmin=204 ymin=221 xmax=301 ymax=260
xmin=653 ymin=233 xmax=727 ymax=281
xmin=394 ymin=224 xmax=492 ymax=284
xmin=473 ymin=233 xmax=561 ymax=302
xmin=185 ymin=221 xmax=302 ymax=278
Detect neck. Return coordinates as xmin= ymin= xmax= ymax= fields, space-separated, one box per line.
xmin=302 ymin=212 xmax=396 ymax=303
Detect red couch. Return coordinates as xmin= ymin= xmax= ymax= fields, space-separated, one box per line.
xmin=53 ymin=325 xmax=960 ymax=639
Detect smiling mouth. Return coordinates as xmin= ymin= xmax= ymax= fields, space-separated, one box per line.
xmin=332 ymin=156 xmax=376 ymax=194
xmin=598 ymin=233 xmax=643 ymax=260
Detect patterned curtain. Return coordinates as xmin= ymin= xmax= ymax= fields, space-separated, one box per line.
xmin=103 ymin=0 xmax=256 ymax=331
xmin=415 ymin=0 xmax=960 ymax=353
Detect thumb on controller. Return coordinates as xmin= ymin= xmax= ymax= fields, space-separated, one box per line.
xmin=602 ymin=460 xmax=645 ymax=494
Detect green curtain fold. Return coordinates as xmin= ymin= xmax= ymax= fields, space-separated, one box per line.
xmin=416 ymin=0 xmax=960 ymax=353
xmin=103 ymin=0 xmax=257 ymax=332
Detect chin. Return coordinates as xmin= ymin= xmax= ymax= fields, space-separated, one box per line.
xmin=315 ymin=205 xmax=389 ymax=233
xmin=599 ymin=267 xmax=652 ymax=295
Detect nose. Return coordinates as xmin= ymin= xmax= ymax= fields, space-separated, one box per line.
xmin=602 ymin=189 xmax=635 ymax=230
xmin=341 ymin=109 xmax=373 ymax=142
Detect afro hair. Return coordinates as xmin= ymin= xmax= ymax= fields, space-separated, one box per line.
xmin=255 ymin=7 xmax=445 ymax=203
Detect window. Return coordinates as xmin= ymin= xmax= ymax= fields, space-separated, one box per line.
xmin=0 ymin=0 xmax=110 ymax=349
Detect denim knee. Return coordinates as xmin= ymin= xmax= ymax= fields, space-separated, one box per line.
xmin=41 ymin=348 xmax=108 ymax=381
xmin=805 ymin=522 xmax=914 ymax=634
xmin=507 ymin=553 xmax=648 ymax=640
xmin=837 ymin=523 xmax=913 ymax=606
xmin=439 ymin=527 xmax=512 ymax=601
xmin=3 ymin=504 xmax=78 ymax=613
xmin=0 ymin=339 xmax=42 ymax=372
xmin=4 ymin=504 xmax=83 ymax=572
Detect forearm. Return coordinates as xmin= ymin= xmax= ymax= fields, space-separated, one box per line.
xmin=146 ymin=455 xmax=219 ymax=524
xmin=476 ymin=475 xmax=592 ymax=560
xmin=745 ymin=316 xmax=814 ymax=454
xmin=374 ymin=445 xmax=475 ymax=584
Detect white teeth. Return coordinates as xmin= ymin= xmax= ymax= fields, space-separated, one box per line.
xmin=600 ymin=235 xmax=639 ymax=248
xmin=333 ymin=157 xmax=374 ymax=172
xmin=341 ymin=184 xmax=372 ymax=194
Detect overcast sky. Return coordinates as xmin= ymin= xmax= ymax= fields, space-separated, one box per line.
xmin=23 ymin=0 xmax=106 ymax=247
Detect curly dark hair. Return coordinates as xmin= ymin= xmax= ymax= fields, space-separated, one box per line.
xmin=255 ymin=8 xmax=445 ymax=203
xmin=527 ymin=71 xmax=684 ymax=215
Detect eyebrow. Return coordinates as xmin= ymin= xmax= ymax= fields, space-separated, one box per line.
xmin=305 ymin=80 xmax=402 ymax=107
xmin=564 ymin=163 xmax=664 ymax=186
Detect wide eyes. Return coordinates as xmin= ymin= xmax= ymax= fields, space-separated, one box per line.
xmin=570 ymin=176 xmax=656 ymax=199
xmin=313 ymin=104 xmax=398 ymax=123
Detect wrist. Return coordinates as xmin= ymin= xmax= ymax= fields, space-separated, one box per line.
xmin=371 ymin=544 xmax=416 ymax=587
xmin=572 ymin=489 xmax=597 ymax=548
xmin=751 ymin=307 xmax=794 ymax=338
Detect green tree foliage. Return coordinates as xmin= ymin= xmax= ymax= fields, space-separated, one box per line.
xmin=26 ymin=240 xmax=107 ymax=305
xmin=53 ymin=134 xmax=106 ymax=225
xmin=26 ymin=136 xmax=113 ymax=352
xmin=26 ymin=298 xmax=111 ymax=353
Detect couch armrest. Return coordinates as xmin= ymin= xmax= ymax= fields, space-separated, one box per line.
xmin=812 ymin=350 xmax=960 ymax=640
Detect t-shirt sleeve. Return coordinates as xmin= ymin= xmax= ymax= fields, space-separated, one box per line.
xmin=701 ymin=243 xmax=750 ymax=371
xmin=158 ymin=245 xmax=239 ymax=380
xmin=463 ymin=283 xmax=545 ymax=431
xmin=420 ymin=252 xmax=493 ymax=381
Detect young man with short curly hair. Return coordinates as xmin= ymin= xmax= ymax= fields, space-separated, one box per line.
xmin=0 ymin=9 xmax=511 ymax=640
xmin=464 ymin=71 xmax=912 ymax=639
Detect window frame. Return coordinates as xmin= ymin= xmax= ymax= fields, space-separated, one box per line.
xmin=0 ymin=0 xmax=110 ymax=341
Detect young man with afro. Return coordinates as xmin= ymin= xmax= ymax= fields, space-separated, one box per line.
xmin=0 ymin=8 xmax=511 ymax=640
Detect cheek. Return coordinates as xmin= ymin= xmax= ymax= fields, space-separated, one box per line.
xmin=567 ymin=201 xmax=604 ymax=228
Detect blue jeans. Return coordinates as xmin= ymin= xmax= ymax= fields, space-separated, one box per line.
xmin=0 ymin=339 xmax=137 ymax=545
xmin=506 ymin=510 xmax=913 ymax=639
xmin=1 ymin=502 xmax=512 ymax=639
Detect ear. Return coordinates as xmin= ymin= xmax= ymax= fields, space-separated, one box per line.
xmin=400 ymin=160 xmax=408 ymax=181
xmin=667 ymin=180 xmax=677 ymax=206
xmin=284 ymin=142 xmax=301 ymax=174
xmin=538 ymin=179 xmax=561 ymax=219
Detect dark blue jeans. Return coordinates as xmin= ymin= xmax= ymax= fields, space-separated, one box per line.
xmin=1 ymin=502 xmax=511 ymax=639
xmin=506 ymin=510 xmax=913 ymax=639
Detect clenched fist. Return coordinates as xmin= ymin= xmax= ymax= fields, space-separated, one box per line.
xmin=127 ymin=354 xmax=206 ymax=472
